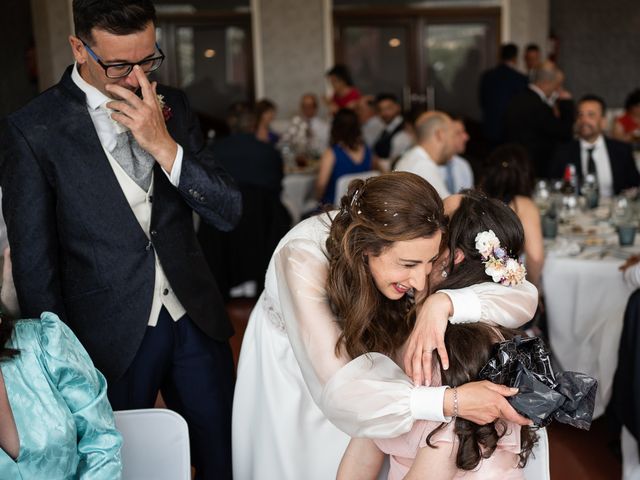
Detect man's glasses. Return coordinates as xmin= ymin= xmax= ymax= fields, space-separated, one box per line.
xmin=82 ymin=40 xmax=165 ymax=79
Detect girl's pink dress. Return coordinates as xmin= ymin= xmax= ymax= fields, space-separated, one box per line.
xmin=374 ymin=371 xmax=524 ymax=480
xmin=374 ymin=418 xmax=524 ymax=480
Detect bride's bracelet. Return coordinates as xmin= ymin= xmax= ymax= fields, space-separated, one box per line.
xmin=452 ymin=387 xmax=459 ymax=420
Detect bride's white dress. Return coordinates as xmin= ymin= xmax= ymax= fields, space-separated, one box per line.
xmin=232 ymin=214 xmax=537 ymax=480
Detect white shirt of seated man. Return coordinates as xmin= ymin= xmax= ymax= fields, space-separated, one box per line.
xmin=395 ymin=111 xmax=456 ymax=199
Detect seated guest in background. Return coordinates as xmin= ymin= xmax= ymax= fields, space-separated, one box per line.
xmin=357 ymin=95 xmax=385 ymax=148
xmin=315 ymin=108 xmax=373 ymax=205
xmin=524 ymin=43 xmax=542 ymax=80
xmin=373 ymin=93 xmax=413 ymax=164
xmin=325 ymin=64 xmax=361 ymax=114
xmin=480 ymin=144 xmax=544 ymax=288
xmin=504 ymin=61 xmax=574 ymax=178
xmin=0 ymin=249 xmax=122 ymax=478
xmin=297 ymin=93 xmax=329 ymax=155
xmin=479 ymin=43 xmax=528 ymax=145
xmin=201 ymin=109 xmax=290 ymax=297
xmin=612 ymin=89 xmax=640 ymax=144
xmin=439 ymin=116 xmax=474 ymax=193
xmin=551 ymin=94 xmax=640 ymax=197
xmin=395 ymin=111 xmax=456 ymax=198
xmin=255 ymin=98 xmax=280 ymax=145
xmin=213 ymin=108 xmax=284 ymax=194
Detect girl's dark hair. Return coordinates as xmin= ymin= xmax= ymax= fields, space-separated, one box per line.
xmin=427 ymin=323 xmax=537 ymax=470
xmin=436 ymin=190 xmax=525 ymax=292
xmin=330 ymin=108 xmax=362 ymax=151
xmin=73 ymin=0 xmax=156 ymax=43
xmin=326 ymin=64 xmax=355 ymax=86
xmin=625 ymin=89 xmax=640 ymax=111
xmin=479 ymin=144 xmax=535 ymax=201
xmin=426 ymin=191 xmax=536 ymax=470
xmin=326 ymin=172 xmax=446 ymax=358
xmin=0 ymin=318 xmax=18 ymax=360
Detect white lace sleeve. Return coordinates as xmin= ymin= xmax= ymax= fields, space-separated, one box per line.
xmin=274 ymin=239 xmax=447 ymax=438
xmin=440 ymin=280 xmax=538 ymax=327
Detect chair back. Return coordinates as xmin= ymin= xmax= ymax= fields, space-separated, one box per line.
xmin=333 ymin=171 xmax=380 ymax=206
xmin=622 ymin=425 xmax=640 ymax=479
xmin=523 ymin=427 xmax=550 ymax=480
xmin=114 ymin=408 xmax=191 ymax=480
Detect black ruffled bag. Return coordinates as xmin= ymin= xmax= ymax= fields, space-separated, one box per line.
xmin=478 ymin=335 xmax=597 ymax=430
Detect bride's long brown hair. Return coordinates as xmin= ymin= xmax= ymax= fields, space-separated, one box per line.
xmin=325 ymin=172 xmax=446 ymax=358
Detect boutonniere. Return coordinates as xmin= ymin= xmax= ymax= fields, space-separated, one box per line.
xmin=157 ymin=94 xmax=173 ymax=122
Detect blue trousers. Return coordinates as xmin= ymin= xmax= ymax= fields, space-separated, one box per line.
xmin=107 ymin=307 xmax=234 ymax=479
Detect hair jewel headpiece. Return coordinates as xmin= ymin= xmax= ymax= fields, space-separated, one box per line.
xmin=475 ymin=230 xmax=526 ymax=286
xmin=350 ymin=188 xmax=360 ymax=207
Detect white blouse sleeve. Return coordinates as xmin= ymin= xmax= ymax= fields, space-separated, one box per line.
xmin=274 ymin=239 xmax=448 ymax=438
xmin=440 ymin=280 xmax=538 ymax=328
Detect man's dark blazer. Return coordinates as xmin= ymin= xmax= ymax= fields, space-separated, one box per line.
xmin=503 ymin=88 xmax=574 ymax=178
xmin=479 ymin=63 xmax=528 ymax=144
xmin=0 ymin=66 xmax=242 ymax=381
xmin=551 ymin=137 xmax=640 ymax=194
xmin=212 ymin=132 xmax=284 ymax=194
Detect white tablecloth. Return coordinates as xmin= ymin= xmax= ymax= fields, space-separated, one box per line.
xmin=281 ymin=173 xmax=317 ymax=224
xmin=543 ymin=253 xmax=634 ymax=417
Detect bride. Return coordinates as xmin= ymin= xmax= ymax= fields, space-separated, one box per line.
xmin=232 ymin=172 xmax=537 ymax=479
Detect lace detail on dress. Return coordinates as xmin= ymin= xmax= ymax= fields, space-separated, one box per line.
xmin=263 ymin=294 xmax=286 ymax=332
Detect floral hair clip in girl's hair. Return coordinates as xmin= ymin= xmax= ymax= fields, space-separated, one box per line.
xmin=475 ymin=230 xmax=526 ymax=286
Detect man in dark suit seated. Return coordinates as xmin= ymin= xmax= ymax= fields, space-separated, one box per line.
xmin=504 ymin=61 xmax=575 ymax=178
xmin=198 ymin=106 xmax=291 ymax=299
xmin=479 ymin=43 xmax=528 ymax=145
xmin=551 ymin=94 xmax=640 ymax=196
xmin=0 ymin=1 xmax=241 ymax=478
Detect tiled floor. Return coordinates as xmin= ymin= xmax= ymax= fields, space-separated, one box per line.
xmin=227 ymin=298 xmax=624 ymax=479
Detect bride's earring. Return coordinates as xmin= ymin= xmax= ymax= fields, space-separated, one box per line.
xmin=440 ymin=260 xmax=448 ymax=278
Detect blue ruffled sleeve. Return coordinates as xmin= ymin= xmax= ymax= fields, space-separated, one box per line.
xmin=36 ymin=312 xmax=122 ymax=479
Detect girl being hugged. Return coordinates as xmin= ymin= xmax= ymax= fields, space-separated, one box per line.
xmin=338 ymin=191 xmax=538 ymax=480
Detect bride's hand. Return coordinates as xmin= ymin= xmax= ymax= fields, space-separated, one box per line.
xmin=444 ymin=381 xmax=532 ymax=426
xmin=403 ymin=292 xmax=452 ymax=386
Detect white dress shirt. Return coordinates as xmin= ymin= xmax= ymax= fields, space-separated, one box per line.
xmin=394 ymin=145 xmax=450 ymax=198
xmin=71 ymin=64 xmax=186 ymax=326
xmin=307 ymin=116 xmax=329 ymax=154
xmin=361 ymin=116 xmax=385 ymax=148
xmin=580 ymin=135 xmax=613 ymax=198
xmin=439 ymin=155 xmax=474 ymax=193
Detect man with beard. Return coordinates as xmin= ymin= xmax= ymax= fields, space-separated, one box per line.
xmin=551 ymin=94 xmax=640 ymax=197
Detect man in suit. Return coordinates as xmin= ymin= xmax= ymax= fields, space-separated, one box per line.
xmin=479 ymin=43 xmax=528 ymax=145
xmin=0 ymin=1 xmax=241 ymax=478
xmin=524 ymin=43 xmax=542 ymax=80
xmin=504 ymin=61 xmax=575 ymax=178
xmin=373 ymin=93 xmax=413 ymax=163
xmin=551 ymin=94 xmax=640 ymax=196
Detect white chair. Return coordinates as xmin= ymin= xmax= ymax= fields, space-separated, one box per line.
xmin=114 ymin=408 xmax=191 ymax=480
xmin=333 ymin=170 xmax=381 ymax=206
xmin=622 ymin=426 xmax=640 ymax=479
xmin=523 ymin=427 xmax=550 ymax=480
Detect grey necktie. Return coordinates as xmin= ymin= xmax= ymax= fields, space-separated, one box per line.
xmin=110 ymin=131 xmax=155 ymax=191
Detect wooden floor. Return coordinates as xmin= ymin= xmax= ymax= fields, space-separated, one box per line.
xmin=226 ymin=298 xmax=623 ymax=479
